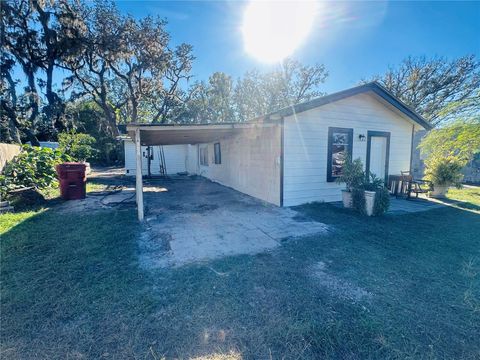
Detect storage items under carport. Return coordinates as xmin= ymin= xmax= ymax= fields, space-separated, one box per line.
xmin=56 ymin=163 xmax=87 ymax=200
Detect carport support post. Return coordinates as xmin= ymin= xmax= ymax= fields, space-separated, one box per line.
xmin=135 ymin=128 xmax=144 ymax=221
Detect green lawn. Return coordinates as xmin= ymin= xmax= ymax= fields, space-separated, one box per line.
xmin=1 ymin=190 xmax=479 ymax=359
xmin=447 ymin=186 xmax=480 ymax=209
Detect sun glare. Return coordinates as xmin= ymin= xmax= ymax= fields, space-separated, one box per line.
xmin=242 ymin=1 xmax=318 ymax=63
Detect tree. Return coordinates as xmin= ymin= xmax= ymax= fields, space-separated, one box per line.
xmin=233 ymin=58 xmax=328 ymax=121
xmin=65 ymin=100 xmax=122 ymax=164
xmin=30 ymin=0 xmax=85 ymax=133
xmin=181 ymin=72 xmax=235 ymax=123
xmin=181 ymin=59 xmax=328 ymax=124
xmin=1 ymin=0 xmax=42 ymax=145
xmin=1 ymin=0 xmax=86 ymax=143
xmin=64 ymin=0 xmax=194 ymax=129
xmin=367 ymin=55 xmax=480 ymax=126
xmin=419 ymin=117 xmax=480 ymax=164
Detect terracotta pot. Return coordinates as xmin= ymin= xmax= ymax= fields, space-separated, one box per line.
xmin=342 ymin=190 xmax=352 ymax=208
xmin=364 ymin=190 xmax=376 ymax=216
xmin=429 ymin=184 xmax=449 ymax=198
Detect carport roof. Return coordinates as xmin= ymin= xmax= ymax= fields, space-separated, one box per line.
xmin=126 ymin=122 xmax=274 ymax=146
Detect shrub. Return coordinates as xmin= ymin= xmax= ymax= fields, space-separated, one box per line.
xmin=336 ymin=157 xmax=364 ymax=191
xmin=58 ymin=131 xmax=97 ymax=162
xmin=362 ymin=172 xmax=384 ymax=191
xmin=351 ymin=187 xmax=366 ymax=215
xmin=373 ymin=187 xmax=390 ymax=216
xmin=424 ymin=156 xmax=464 ymax=187
xmin=0 ymin=145 xmax=67 ymax=199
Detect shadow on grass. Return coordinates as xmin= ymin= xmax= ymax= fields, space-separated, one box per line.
xmin=1 ymin=203 xmax=479 ymax=359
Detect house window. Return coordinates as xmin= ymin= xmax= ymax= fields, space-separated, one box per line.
xmin=214 ymin=143 xmax=221 ymax=164
xmin=327 ymin=127 xmax=353 ymax=182
xmin=200 ymin=146 xmax=209 ymax=166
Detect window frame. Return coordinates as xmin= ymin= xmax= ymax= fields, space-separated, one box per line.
xmin=326 ymin=127 xmax=354 ymax=182
xmin=214 ymin=142 xmax=221 ymax=164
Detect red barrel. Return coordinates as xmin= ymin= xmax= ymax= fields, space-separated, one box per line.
xmin=56 ymin=163 xmax=87 ymax=200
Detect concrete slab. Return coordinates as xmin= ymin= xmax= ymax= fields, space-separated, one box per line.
xmin=139 ymin=176 xmax=329 ymax=268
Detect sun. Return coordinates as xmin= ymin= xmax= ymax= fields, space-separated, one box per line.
xmin=242 ymin=1 xmax=318 ymax=63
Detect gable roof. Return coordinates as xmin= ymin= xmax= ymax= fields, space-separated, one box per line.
xmin=260 ymin=82 xmax=433 ymax=130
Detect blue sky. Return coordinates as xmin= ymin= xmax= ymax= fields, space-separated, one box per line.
xmin=116 ymin=0 xmax=480 ymax=93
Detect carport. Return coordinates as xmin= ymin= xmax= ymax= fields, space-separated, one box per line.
xmin=126 ymin=123 xmax=273 ymax=221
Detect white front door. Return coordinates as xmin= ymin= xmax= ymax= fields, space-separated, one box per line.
xmin=369 ymin=136 xmax=388 ymax=180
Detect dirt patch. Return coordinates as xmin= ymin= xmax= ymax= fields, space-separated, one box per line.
xmin=309 ymin=261 xmax=372 ymax=302
xmin=56 ymin=188 xmax=136 ymax=214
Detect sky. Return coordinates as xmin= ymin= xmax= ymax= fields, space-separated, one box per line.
xmin=10 ymin=0 xmax=480 ymax=94
xmin=114 ymin=0 xmax=480 ymax=93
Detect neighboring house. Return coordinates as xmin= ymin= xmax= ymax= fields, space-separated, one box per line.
xmin=127 ymin=82 xmax=432 ymax=213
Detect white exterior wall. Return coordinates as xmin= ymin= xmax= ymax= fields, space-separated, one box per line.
xmin=124 ymin=140 xmax=189 ymax=175
xmin=283 ymin=93 xmax=417 ymax=206
xmin=198 ymin=126 xmax=281 ymax=206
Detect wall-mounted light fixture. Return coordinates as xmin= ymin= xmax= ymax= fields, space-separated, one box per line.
xmin=358 ymin=134 xmax=366 ymax=142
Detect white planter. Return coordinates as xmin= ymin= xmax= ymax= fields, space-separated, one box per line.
xmin=364 ymin=190 xmax=376 ymax=216
xmin=429 ymin=184 xmax=449 ymax=198
xmin=82 ymin=161 xmax=91 ymax=175
xmin=342 ymin=190 xmax=352 ymax=208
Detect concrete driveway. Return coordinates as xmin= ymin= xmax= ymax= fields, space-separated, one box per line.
xmin=139 ymin=176 xmax=329 ymax=268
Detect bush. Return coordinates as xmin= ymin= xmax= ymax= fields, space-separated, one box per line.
xmin=373 ymin=187 xmax=390 ymax=216
xmin=424 ymin=156 xmax=464 ymax=187
xmin=58 ymin=131 xmax=97 ymax=162
xmin=362 ymin=172 xmax=384 ymax=191
xmin=0 ymin=145 xmax=68 ymax=199
xmin=351 ymin=188 xmax=367 ymax=215
xmin=336 ymin=157 xmax=364 ymax=191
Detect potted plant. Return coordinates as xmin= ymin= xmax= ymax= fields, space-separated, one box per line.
xmin=424 ymin=156 xmax=464 ymax=198
xmin=336 ymin=157 xmax=364 ymax=208
xmin=361 ymin=172 xmax=388 ymax=216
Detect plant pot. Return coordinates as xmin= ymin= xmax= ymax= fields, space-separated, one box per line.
xmin=341 ymin=190 xmax=352 ymax=208
xmin=364 ymin=190 xmax=376 ymax=216
xmin=429 ymin=184 xmax=449 ymax=198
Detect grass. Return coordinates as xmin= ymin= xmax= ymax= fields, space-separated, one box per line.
xmin=1 ymin=189 xmax=479 ymax=359
xmin=447 ymin=186 xmax=480 ymax=209
xmin=0 ymin=211 xmax=41 ymax=235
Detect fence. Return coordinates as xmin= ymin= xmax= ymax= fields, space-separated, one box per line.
xmin=0 ymin=143 xmax=21 ymax=173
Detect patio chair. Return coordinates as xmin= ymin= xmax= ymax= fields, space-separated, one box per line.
xmin=398 ymin=171 xmax=432 ymax=199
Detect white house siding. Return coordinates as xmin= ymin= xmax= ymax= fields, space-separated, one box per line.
xmin=198 ymin=125 xmax=282 ymax=206
xmin=283 ymin=93 xmax=417 ymax=206
xmin=124 ymin=140 xmax=188 ymax=175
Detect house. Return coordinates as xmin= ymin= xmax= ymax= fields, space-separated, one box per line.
xmin=127 ymin=82 xmax=432 ymax=220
